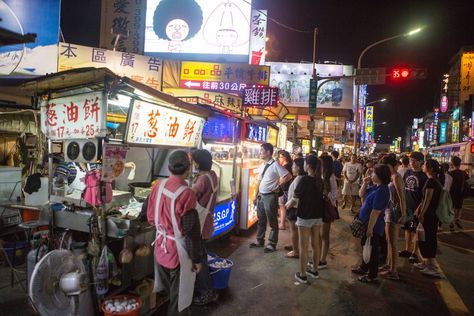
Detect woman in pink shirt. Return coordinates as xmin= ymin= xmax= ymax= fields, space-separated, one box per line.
xmin=191 ymin=149 xmax=219 ymax=306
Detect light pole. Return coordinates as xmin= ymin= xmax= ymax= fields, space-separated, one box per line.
xmin=353 ymin=27 xmax=422 ymax=155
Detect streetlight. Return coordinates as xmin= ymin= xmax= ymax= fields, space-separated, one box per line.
xmin=366 ymin=98 xmax=387 ymax=106
xmin=353 ymin=27 xmax=423 ymax=154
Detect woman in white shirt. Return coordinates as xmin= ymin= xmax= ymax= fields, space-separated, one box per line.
xmin=284 ymin=158 xmax=306 ymax=259
xmin=319 ymin=155 xmax=338 ymax=269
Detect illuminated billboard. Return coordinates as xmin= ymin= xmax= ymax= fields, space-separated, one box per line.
xmin=267 ymin=62 xmax=354 ymax=110
xmin=144 ymin=0 xmax=252 ymax=60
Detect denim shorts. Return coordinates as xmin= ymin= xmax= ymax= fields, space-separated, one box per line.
xmin=296 ymin=217 xmax=323 ymax=227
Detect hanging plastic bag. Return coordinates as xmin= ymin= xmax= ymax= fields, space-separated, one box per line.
xmin=96 ymin=247 xmax=109 ymax=295
xmin=362 ymin=238 xmax=372 ymax=264
xmin=119 ymin=238 xmax=133 ymax=264
xmin=416 ymin=222 xmax=426 ymax=242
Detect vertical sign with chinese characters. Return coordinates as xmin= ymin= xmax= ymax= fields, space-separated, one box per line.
xmin=309 ymin=79 xmax=317 ymax=114
xmin=40 ymin=92 xmax=106 ymax=140
xmin=100 ymin=0 xmax=146 ymax=54
xmin=58 ymin=43 xmax=163 ymax=90
xmin=180 ymin=61 xmax=270 ymax=92
xmin=125 ymin=100 xmax=205 ymax=147
xmin=365 ymin=106 xmax=374 ymax=133
xmin=460 ymin=53 xmax=474 ymax=104
xmin=267 ymin=126 xmax=278 ymax=147
xmin=243 ymin=87 xmax=278 ymax=107
xmin=249 ymin=9 xmax=267 ymax=65
xmin=452 ymin=121 xmax=460 ymax=143
xmin=433 ymin=108 xmax=440 ymax=145
xmin=439 ymin=122 xmax=447 ymax=144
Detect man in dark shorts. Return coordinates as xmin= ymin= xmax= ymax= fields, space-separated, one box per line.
xmin=399 ymin=151 xmax=427 ymax=263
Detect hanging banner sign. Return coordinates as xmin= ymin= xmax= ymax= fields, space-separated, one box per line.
xmin=365 ymin=106 xmax=374 ymax=133
xmin=212 ymin=199 xmax=236 ymax=238
xmin=249 ymin=9 xmax=268 ymax=65
xmin=180 ymin=61 xmax=270 ymax=92
xmin=277 ymin=123 xmax=287 ymax=149
xmin=244 ymin=122 xmax=267 ymax=143
xmin=40 ymin=92 xmax=106 ymax=140
xmin=439 ymin=122 xmax=447 ymax=144
xmin=243 ymin=87 xmax=278 ymax=107
xmin=452 ymin=121 xmax=460 ymax=143
xmin=433 ymin=108 xmax=440 ymax=144
xmin=440 ymin=95 xmax=448 ymax=113
xmin=58 ymin=42 xmax=163 ymax=90
xmin=125 ymin=100 xmax=205 ymax=147
xmin=460 ymin=53 xmax=474 ymax=104
xmin=100 ymin=0 xmax=146 ymax=54
xmin=163 ymin=88 xmax=242 ymax=113
xmin=267 ymin=126 xmax=278 ymax=147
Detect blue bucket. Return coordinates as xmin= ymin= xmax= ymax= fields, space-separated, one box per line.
xmin=208 ymin=258 xmax=233 ymax=289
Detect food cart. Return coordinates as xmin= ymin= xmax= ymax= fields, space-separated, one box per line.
xmin=20 ymin=67 xmax=210 ymax=316
xmin=201 ymin=112 xmax=241 ymax=239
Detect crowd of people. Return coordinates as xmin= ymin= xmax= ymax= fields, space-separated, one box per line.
xmin=145 ymin=144 xmax=468 ymax=315
xmin=249 ymin=144 xmax=469 ymax=285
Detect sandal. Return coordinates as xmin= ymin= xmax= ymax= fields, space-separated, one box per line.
xmin=358 ymin=275 xmax=378 ymax=283
xmin=351 ymin=267 xmax=367 ymax=275
xmin=285 ymin=251 xmax=299 ymax=258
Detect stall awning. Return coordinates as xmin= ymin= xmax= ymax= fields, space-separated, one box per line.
xmin=21 ymin=67 xmax=210 ymax=118
xmin=246 ymin=101 xmax=289 ymax=122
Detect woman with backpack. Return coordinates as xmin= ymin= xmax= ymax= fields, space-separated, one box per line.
xmin=319 ymin=155 xmax=338 ymax=269
xmin=414 ymin=159 xmax=444 ymax=277
xmin=286 ymin=155 xmax=324 ymax=284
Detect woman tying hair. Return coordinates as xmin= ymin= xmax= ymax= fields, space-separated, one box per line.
xmin=414 ymin=159 xmax=443 ymax=277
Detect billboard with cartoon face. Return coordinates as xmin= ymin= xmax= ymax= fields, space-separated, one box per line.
xmin=144 ymin=0 xmax=252 ymax=60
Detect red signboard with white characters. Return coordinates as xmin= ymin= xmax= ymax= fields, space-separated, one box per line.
xmin=40 ymin=92 xmax=106 ymax=140
xmin=243 ymin=87 xmax=278 ymax=107
xmin=125 ymin=100 xmax=205 ymax=148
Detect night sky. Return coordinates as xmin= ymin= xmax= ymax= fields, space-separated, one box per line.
xmin=61 ymin=0 xmax=474 ymax=142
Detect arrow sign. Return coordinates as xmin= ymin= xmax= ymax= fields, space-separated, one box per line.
xmin=184 ymin=81 xmax=201 ymax=88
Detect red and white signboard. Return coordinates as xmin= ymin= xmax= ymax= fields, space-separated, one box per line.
xmin=40 ymin=92 xmax=106 ymax=140
xmin=243 ymin=87 xmax=278 ymax=107
xmin=125 ymin=100 xmax=205 ymax=148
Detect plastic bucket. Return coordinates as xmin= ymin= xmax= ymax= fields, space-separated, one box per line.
xmin=2 ymin=241 xmax=28 ymax=266
xmin=208 ymin=258 xmax=233 ymax=289
xmin=101 ymin=295 xmax=142 ymax=316
xmin=21 ymin=209 xmax=39 ymax=222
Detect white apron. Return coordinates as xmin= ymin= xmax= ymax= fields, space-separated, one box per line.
xmin=151 ymin=180 xmax=196 ymax=312
xmin=195 ymin=173 xmax=218 ymax=233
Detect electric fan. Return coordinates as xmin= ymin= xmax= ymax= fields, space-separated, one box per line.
xmin=29 ymin=249 xmax=93 ymax=316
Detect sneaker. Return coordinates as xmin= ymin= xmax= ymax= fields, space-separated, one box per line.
xmin=409 ymin=254 xmax=419 ymax=263
xmin=264 ymin=244 xmax=276 ymax=253
xmin=455 ymin=220 xmax=463 ymax=229
xmin=398 ymin=250 xmax=411 ymax=258
xmin=306 ymin=269 xmax=320 ymax=279
xmin=381 ymin=271 xmax=400 ymax=280
xmin=413 ymin=262 xmax=427 ymax=270
xmin=193 ymin=291 xmax=218 ymax=306
xmin=318 ymin=261 xmax=327 ymax=270
xmin=421 ymin=267 xmax=441 ymax=278
xmin=294 ymin=272 xmax=308 ymax=284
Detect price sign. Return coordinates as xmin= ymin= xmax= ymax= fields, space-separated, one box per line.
xmin=40 ymin=91 xmax=106 ymax=140
xmin=126 ymin=100 xmax=205 ymax=148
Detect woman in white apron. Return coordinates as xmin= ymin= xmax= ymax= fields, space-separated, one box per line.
xmin=147 ymin=150 xmax=202 ymax=316
xmin=191 ymin=150 xmax=219 ymax=306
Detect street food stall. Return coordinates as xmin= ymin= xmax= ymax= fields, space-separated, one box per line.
xmin=18 ymin=67 xmax=209 ymax=316
xmin=238 ymin=121 xmax=267 ymax=230
xmin=201 ymin=112 xmax=241 ymax=238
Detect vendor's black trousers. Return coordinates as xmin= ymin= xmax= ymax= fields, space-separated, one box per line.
xmin=157 ymin=264 xmax=191 ymax=316
xmin=360 ymin=235 xmax=383 ymax=279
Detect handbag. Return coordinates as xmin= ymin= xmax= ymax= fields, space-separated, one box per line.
xmin=323 ymin=196 xmax=339 ymax=223
xmin=350 ymin=214 xmax=367 ymax=238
